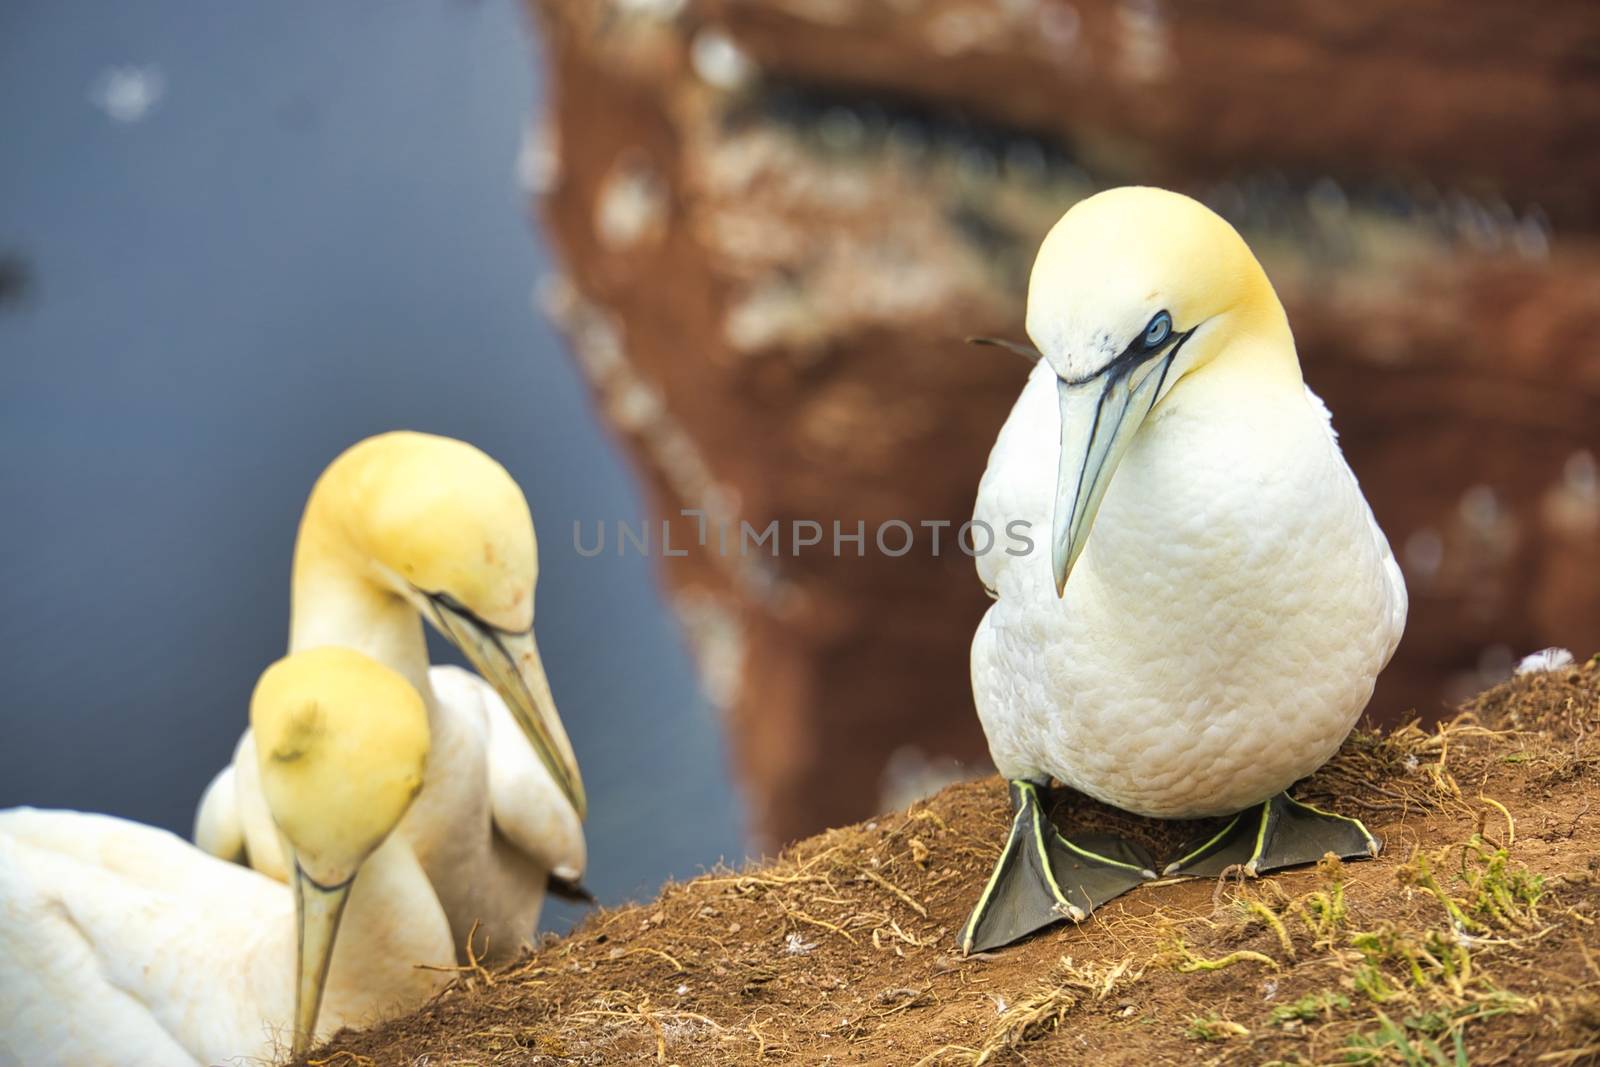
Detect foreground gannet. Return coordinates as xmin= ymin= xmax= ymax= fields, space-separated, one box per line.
xmin=959 ymin=187 xmax=1407 ymax=954
xmin=0 ymin=647 xmax=453 ymax=1066
xmin=196 ymin=432 xmax=587 ymax=962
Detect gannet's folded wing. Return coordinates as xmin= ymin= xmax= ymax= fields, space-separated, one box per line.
xmin=1305 ymin=384 xmax=1409 ymax=668
xmin=190 ymin=730 xmax=289 ymax=881
xmin=432 ymin=666 xmax=586 ymax=881
xmin=192 ymin=765 xmax=245 ymax=865
xmin=974 ymin=360 xmax=1058 ymax=600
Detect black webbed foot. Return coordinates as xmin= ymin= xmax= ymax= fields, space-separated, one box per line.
xmin=1162 ymin=792 xmax=1380 ymax=879
xmin=959 ymin=781 xmax=1156 ymax=954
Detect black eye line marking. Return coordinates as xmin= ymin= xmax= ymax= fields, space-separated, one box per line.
xmin=1057 ymin=322 xmax=1194 ymax=389
xmin=420 ymin=591 xmax=537 ymax=706
xmin=413 ymin=586 xmax=534 ymax=640
xmin=1057 ymin=325 xmax=1196 ymax=539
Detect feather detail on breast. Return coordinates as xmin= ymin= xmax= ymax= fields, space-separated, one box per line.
xmin=1305 ymin=384 xmax=1408 ymax=666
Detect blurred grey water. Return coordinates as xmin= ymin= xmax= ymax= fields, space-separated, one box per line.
xmin=0 ymin=0 xmax=748 ymax=926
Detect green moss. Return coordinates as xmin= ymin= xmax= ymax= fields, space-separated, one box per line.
xmin=1352 ymin=961 xmax=1402 ymax=1004
xmin=1342 ymin=1010 xmax=1468 ymax=1066
xmin=1269 ymin=990 xmax=1351 ymax=1025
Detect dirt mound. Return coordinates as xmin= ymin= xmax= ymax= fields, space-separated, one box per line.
xmin=302 ymin=657 xmax=1600 ymax=1065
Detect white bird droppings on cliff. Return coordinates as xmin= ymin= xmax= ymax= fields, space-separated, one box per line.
xmin=1115 ymin=0 xmax=1172 ymax=83
xmin=1038 ymin=1 xmax=1083 ymax=56
xmin=612 ymin=0 xmax=687 ymax=22
xmin=690 ymin=28 xmax=757 ymax=91
xmin=1513 ymin=208 xmax=1552 ymax=260
xmin=595 ymin=157 xmax=669 ymax=249
xmin=517 ymin=120 xmax=561 ymax=196
xmin=1403 ymin=527 xmax=1444 ymax=585
xmin=673 ymin=589 xmax=746 ymax=713
xmin=925 ymin=6 xmax=1010 ymax=56
xmin=1544 ymin=449 xmax=1599 ymax=537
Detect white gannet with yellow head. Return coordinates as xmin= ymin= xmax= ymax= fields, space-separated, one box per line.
xmin=959 ymin=187 xmax=1407 ymax=954
xmin=0 ymin=647 xmax=453 ymax=1066
xmin=195 ymin=431 xmax=587 ymax=964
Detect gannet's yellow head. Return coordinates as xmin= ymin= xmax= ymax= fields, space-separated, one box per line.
xmin=314 ymin=431 xmax=538 ymax=631
xmin=254 ymin=645 xmax=428 ymax=880
xmin=1024 ymin=187 xmax=1297 ymax=594
xmin=251 ymin=645 xmax=428 ymax=1056
xmin=299 ymin=431 xmax=585 ymax=819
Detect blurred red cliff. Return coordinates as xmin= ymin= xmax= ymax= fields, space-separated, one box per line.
xmin=521 ymin=0 xmax=1600 ymax=847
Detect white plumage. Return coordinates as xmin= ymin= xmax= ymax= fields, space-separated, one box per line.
xmin=199 ymin=665 xmax=585 ymax=961
xmin=192 ymin=432 xmax=587 ymax=964
xmin=0 ymin=809 xmax=452 ymax=1067
xmin=970 ymin=194 xmax=1407 ymax=820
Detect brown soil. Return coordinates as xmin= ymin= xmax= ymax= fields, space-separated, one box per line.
xmin=301 ymin=657 xmax=1600 ymax=1066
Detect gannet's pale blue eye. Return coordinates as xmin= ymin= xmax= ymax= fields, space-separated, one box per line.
xmin=1142 ymin=311 xmax=1173 ymax=351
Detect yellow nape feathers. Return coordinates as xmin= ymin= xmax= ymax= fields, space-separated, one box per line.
xmin=1025 ymin=186 xmax=1296 ymax=388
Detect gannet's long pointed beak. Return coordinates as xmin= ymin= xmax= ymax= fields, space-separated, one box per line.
xmin=1051 ymin=350 xmax=1177 ymax=596
xmin=290 ymin=865 xmax=354 ymax=1058
xmin=421 ymin=594 xmax=587 ymax=819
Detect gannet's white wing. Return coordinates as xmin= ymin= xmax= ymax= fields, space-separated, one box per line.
xmin=191 ymin=730 xmax=289 ymax=880
xmin=192 ymin=764 xmax=245 ymax=865
xmin=1304 ymin=384 xmax=1409 ymax=665
xmin=974 ymin=360 xmax=1058 ymax=600
xmin=0 ymin=811 xmax=285 ymax=1067
xmin=0 ymin=833 xmax=204 ymax=1067
xmin=431 ymin=666 xmax=586 ymax=881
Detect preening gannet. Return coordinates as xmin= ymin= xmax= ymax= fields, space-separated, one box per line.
xmin=959 ymin=187 xmax=1407 ymax=954
xmin=195 ymin=432 xmax=587 ymax=963
xmin=0 ymin=647 xmax=453 ymax=1066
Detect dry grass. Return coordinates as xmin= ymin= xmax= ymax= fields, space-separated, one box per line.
xmin=297 ymin=656 xmax=1600 ymax=1066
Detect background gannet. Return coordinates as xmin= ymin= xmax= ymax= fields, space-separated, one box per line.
xmin=960 ymin=187 xmax=1407 ymax=954
xmin=0 ymin=647 xmax=453 ymax=1066
xmin=195 ymin=432 xmax=587 ymax=963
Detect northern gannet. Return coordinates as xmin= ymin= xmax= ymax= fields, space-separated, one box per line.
xmin=0 ymin=647 xmax=453 ymax=1065
xmin=959 ymin=187 xmax=1407 ymax=954
xmin=195 ymin=432 xmax=587 ymax=963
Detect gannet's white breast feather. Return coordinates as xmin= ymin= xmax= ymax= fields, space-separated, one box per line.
xmin=971 ymin=372 xmax=1407 ymax=818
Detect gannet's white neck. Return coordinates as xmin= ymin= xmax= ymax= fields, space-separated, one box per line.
xmin=316 ymin=834 xmax=450 ymax=1027
xmin=234 ymin=833 xmax=448 ymax=1038
xmin=288 ymin=501 xmax=433 ymax=703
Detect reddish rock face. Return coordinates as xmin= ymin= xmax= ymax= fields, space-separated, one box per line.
xmin=526 ymin=0 xmax=1600 ymax=846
